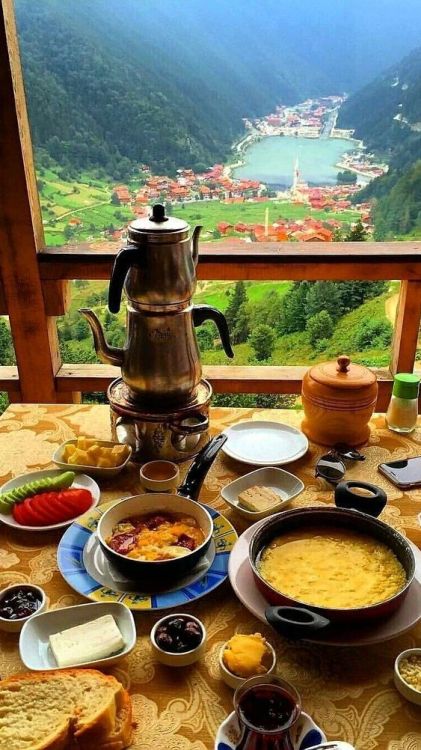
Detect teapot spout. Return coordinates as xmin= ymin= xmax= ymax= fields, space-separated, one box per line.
xmin=79 ymin=308 xmax=124 ymax=367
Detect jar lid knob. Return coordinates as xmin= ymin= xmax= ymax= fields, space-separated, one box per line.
xmin=336 ymin=355 xmax=351 ymax=373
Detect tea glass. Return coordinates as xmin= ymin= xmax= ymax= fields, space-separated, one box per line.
xmin=233 ymin=675 xmax=301 ymax=750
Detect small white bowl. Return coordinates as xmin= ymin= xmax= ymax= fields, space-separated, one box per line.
xmin=0 ymin=584 xmax=47 ymax=633
xmin=394 ymin=648 xmax=421 ymax=705
xmin=139 ymin=460 xmax=180 ymax=492
xmin=219 ymin=638 xmax=276 ymax=689
xmin=151 ymin=613 xmax=206 ymax=667
xmin=53 ymin=439 xmax=132 ymax=478
xmin=221 ymin=467 xmax=304 ymax=520
xmin=19 ymin=601 xmax=136 ymax=670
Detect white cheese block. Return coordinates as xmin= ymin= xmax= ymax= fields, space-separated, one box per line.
xmin=49 ymin=614 xmax=125 ymax=668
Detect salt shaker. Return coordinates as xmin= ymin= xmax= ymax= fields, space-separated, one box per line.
xmin=386 ymin=373 xmax=420 ymax=433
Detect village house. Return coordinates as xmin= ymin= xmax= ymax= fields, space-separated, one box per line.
xmin=294 ymin=227 xmax=333 ymax=242
xmin=68 ymin=216 xmax=83 ymax=227
xmin=112 ymin=185 xmax=131 ymax=204
xmin=234 ymin=222 xmax=250 ymax=233
xmin=216 ymin=221 xmax=233 ymax=235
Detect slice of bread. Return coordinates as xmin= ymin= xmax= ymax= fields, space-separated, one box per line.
xmin=0 ymin=669 xmax=132 ymax=750
xmin=78 ymin=683 xmax=133 ymax=750
xmin=238 ymin=485 xmax=280 ymax=512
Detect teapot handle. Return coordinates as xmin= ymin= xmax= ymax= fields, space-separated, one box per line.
xmin=108 ymin=245 xmax=140 ymax=313
xmin=191 ymin=225 xmax=202 ymax=266
xmin=193 ymin=305 xmax=234 ymax=358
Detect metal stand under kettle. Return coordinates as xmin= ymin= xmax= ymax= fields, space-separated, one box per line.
xmin=81 ymin=203 xmax=234 ymax=462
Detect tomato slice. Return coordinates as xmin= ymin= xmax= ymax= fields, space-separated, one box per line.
xmin=12 ymin=502 xmax=26 ymax=525
xmin=31 ymin=493 xmax=66 ymax=525
xmin=41 ymin=489 xmax=92 ymax=523
xmin=19 ymin=497 xmax=48 ymax=526
xmin=13 ymin=489 xmax=93 ymax=527
xmin=59 ymin=489 xmax=93 ymax=516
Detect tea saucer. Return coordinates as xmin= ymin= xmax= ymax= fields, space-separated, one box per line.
xmin=222 ymin=421 xmax=308 ymax=466
xmin=215 ymin=710 xmax=325 ymax=750
xmin=57 ymin=500 xmax=238 ymax=611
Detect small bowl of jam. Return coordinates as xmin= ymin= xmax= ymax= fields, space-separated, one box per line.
xmin=0 ymin=584 xmax=47 ymax=633
xmin=150 ymin=613 xmax=206 ymax=666
xmin=233 ymin=675 xmax=301 ymax=749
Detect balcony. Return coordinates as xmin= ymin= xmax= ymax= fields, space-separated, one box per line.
xmin=1 ymin=1 xmax=421 ymax=409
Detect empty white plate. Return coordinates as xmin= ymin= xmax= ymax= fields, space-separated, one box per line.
xmin=222 ymin=421 xmax=308 ymax=466
xmin=221 ymin=467 xmax=304 ymax=520
xmin=19 ymin=601 xmax=136 ymax=670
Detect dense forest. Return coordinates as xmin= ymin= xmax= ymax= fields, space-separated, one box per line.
xmin=15 ymin=0 xmax=421 ymax=179
xmin=15 ymin=0 xmax=327 ymax=178
xmin=338 ymin=47 xmax=421 ymax=238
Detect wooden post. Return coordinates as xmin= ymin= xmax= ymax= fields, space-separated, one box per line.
xmin=0 ymin=1 xmax=72 ymax=402
xmin=391 ymin=280 xmax=421 ymax=375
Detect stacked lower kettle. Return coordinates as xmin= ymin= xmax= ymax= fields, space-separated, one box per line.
xmin=81 ymin=204 xmax=234 ymax=461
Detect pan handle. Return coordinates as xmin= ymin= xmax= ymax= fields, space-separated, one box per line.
xmin=177 ymin=433 xmax=227 ymax=502
xmin=335 ymin=480 xmax=387 ymax=518
xmin=266 ymin=606 xmax=331 ymax=640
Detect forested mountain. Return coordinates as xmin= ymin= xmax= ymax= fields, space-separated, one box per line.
xmin=15 ymin=0 xmax=421 ymax=179
xmin=14 ymin=0 xmax=327 ymax=177
xmin=338 ymin=47 xmax=421 ymax=238
xmin=338 ymin=46 xmax=421 ymax=159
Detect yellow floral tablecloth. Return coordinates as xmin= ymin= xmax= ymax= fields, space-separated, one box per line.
xmin=0 ymin=404 xmax=420 ymax=750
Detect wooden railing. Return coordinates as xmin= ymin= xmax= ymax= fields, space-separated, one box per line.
xmin=1 ymin=0 xmax=421 ymax=410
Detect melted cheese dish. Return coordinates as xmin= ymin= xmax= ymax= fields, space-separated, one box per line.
xmin=258 ymin=527 xmax=406 ymax=609
xmin=107 ymin=512 xmax=205 ymax=561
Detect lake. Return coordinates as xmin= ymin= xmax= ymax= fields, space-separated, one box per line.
xmin=233 ymin=136 xmax=355 ymax=186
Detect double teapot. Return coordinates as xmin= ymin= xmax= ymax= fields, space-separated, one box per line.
xmin=81 ymin=204 xmax=234 ymax=406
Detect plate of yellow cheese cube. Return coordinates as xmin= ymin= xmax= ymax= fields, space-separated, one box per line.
xmin=53 ymin=437 xmax=132 ymax=478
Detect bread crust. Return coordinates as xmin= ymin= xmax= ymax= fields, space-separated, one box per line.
xmin=0 ymin=670 xmax=132 ymax=750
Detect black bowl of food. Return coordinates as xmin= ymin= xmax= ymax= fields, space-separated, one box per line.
xmin=96 ymin=435 xmax=225 ymax=582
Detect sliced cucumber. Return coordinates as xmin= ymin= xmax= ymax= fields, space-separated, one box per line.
xmin=0 ymin=498 xmax=12 ymax=513
xmin=0 ymin=471 xmax=76 ymax=510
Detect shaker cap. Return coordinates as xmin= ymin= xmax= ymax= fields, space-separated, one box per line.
xmin=392 ymin=373 xmax=420 ymax=399
xmin=309 ymin=355 xmax=377 ymax=390
xmin=128 ymin=203 xmax=189 ymax=241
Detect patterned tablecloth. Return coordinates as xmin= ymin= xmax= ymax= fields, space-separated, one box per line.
xmin=0 ymin=404 xmax=420 ymax=750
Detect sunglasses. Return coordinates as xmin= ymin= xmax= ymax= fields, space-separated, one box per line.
xmin=315 ymin=443 xmax=365 ymax=484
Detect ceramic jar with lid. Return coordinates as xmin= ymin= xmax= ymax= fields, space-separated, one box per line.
xmin=301 ymin=355 xmax=378 ymax=447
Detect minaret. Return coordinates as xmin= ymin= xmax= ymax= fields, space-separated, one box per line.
xmin=292 ymin=156 xmax=299 ymax=194
xmin=264 ymin=206 xmax=269 ymax=237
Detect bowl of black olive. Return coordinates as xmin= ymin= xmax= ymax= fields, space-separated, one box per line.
xmin=150 ymin=613 xmax=206 ymax=666
xmin=0 ymin=584 xmax=47 ymax=633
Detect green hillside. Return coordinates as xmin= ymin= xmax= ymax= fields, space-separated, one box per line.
xmin=59 ymin=279 xmax=397 ymax=371
xmin=201 ymin=284 xmax=398 ymax=368
xmin=15 ymin=0 xmax=330 ymax=178
xmin=338 ymin=46 xmax=421 ymax=239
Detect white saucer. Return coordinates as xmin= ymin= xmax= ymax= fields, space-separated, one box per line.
xmin=222 ymin=421 xmax=308 ymax=466
xmin=84 ymin=533 xmax=216 ymax=594
xmin=229 ymin=520 xmax=421 ymax=646
xmin=0 ymin=470 xmax=100 ymax=532
xmin=215 ymin=710 xmax=326 ymax=750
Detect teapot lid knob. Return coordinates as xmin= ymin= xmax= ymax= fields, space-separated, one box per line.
xmin=150 ymin=203 xmax=168 ymax=223
xmin=336 ymin=355 xmax=351 ymax=373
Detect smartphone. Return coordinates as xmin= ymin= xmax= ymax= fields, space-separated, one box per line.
xmin=378 ymin=457 xmax=421 ymax=489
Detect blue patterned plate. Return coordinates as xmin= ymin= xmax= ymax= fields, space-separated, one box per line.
xmin=215 ymin=711 xmax=325 ymax=750
xmin=57 ymin=500 xmax=237 ymax=611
